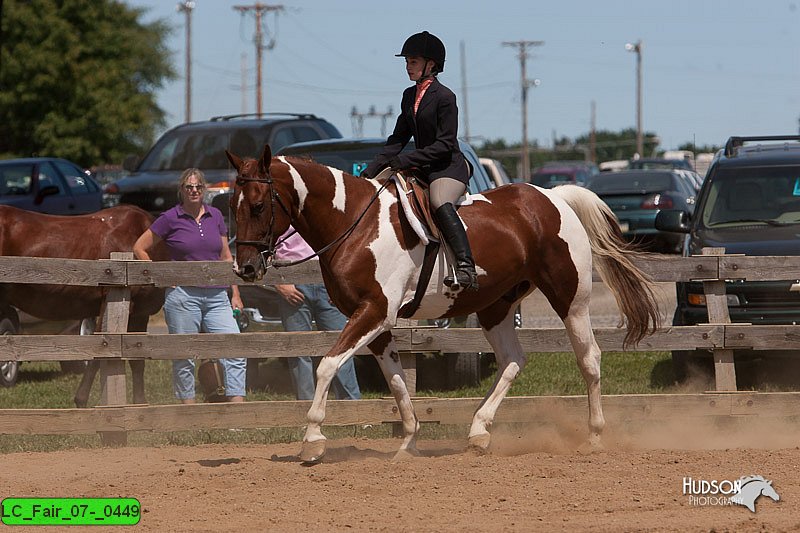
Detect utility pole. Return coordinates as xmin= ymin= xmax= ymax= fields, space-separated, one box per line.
xmin=589 ymin=100 xmax=596 ymax=163
xmin=350 ymin=106 xmax=394 ymax=138
xmin=241 ymin=52 xmax=248 ymax=114
xmin=503 ymin=40 xmax=543 ymax=182
xmin=626 ymin=40 xmax=643 ymax=157
xmin=460 ymin=40 xmax=470 ymax=141
xmin=177 ymin=1 xmax=195 ymax=123
xmin=233 ymin=3 xmax=284 ymax=117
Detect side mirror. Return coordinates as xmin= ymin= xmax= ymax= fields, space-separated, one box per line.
xmin=655 ymin=209 xmax=691 ymax=233
xmin=122 ymin=155 xmax=140 ymax=172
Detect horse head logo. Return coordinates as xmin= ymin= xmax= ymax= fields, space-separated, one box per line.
xmin=731 ymin=475 xmax=780 ymax=513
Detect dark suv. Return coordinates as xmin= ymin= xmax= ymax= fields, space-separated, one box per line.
xmin=656 ymin=135 xmax=800 ymax=379
xmin=105 ymin=113 xmax=342 ymax=215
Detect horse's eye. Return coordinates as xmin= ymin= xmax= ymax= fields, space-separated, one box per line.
xmin=236 ymin=178 xmax=246 ymax=187
xmin=251 ymin=202 xmax=264 ymax=217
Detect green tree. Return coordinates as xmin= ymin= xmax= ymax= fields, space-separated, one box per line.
xmin=575 ymin=128 xmax=659 ymax=163
xmin=0 ymin=0 xmax=175 ymax=167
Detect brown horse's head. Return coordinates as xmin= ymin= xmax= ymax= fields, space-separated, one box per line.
xmin=226 ymin=144 xmax=292 ymax=282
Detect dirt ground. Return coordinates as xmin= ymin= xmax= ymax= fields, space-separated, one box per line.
xmin=2 ymin=421 xmax=798 ymax=533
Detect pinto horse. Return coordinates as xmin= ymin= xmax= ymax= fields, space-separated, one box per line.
xmin=0 ymin=205 xmax=165 ymax=407
xmin=227 ymin=145 xmax=659 ymax=462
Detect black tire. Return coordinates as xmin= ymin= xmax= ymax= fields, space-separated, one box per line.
xmin=446 ymin=352 xmax=481 ymax=389
xmin=0 ymin=317 xmax=19 ymax=387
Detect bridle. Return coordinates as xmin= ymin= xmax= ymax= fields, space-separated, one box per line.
xmin=234 ymin=168 xmax=392 ymax=273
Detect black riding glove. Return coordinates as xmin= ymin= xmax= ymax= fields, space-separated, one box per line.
xmin=388 ymin=156 xmax=404 ymax=171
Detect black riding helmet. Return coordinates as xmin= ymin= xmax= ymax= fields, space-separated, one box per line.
xmin=396 ymin=31 xmax=445 ymax=74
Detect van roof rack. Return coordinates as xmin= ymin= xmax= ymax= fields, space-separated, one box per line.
xmin=209 ymin=113 xmax=318 ymax=122
xmin=724 ymin=135 xmax=800 ymax=157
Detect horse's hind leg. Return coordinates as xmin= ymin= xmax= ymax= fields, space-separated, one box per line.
xmin=469 ymin=308 xmax=526 ymax=452
xmin=369 ymin=331 xmax=419 ymax=460
xmin=563 ymin=307 xmax=605 ymax=448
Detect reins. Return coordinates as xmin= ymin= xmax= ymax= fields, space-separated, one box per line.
xmin=234 ymin=170 xmax=393 ymax=271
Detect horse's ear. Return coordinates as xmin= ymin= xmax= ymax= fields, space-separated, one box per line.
xmin=258 ymin=144 xmax=273 ymax=175
xmin=225 ymin=150 xmax=243 ymax=171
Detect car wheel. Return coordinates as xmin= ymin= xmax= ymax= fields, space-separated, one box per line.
xmin=446 ymin=352 xmax=481 ymax=389
xmin=0 ymin=317 xmax=20 ymax=387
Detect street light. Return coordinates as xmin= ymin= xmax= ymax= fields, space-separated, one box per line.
xmin=625 ymin=40 xmax=643 ymax=157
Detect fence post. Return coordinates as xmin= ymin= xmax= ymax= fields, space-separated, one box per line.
xmin=98 ymin=252 xmax=133 ymax=445
xmin=701 ymin=248 xmax=737 ymax=391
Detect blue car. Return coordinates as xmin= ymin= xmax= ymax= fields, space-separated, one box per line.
xmin=0 ymin=157 xmax=103 ymax=215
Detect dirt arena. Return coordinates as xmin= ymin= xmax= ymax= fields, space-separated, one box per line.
xmin=2 ymin=420 xmax=798 ymax=532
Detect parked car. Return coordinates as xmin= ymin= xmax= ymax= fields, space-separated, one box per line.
xmin=221 ymin=136 xmax=499 ymax=389
xmin=480 ymin=157 xmax=513 ymax=187
xmin=655 ymin=135 xmax=800 ymax=380
xmin=531 ymin=163 xmax=595 ymax=188
xmin=0 ymin=157 xmax=103 ymax=215
xmin=629 ymin=157 xmax=694 ymax=171
xmin=105 ymin=113 xmax=343 ymax=216
xmin=585 ymin=169 xmax=697 ymax=253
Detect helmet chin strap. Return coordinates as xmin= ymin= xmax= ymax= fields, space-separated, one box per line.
xmin=416 ymin=60 xmax=437 ymax=84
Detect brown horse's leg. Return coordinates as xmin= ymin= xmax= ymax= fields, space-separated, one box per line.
xmin=469 ymin=307 xmax=526 ymax=452
xmin=74 ymin=361 xmax=100 ymax=408
xmin=368 ymin=331 xmax=419 ymax=460
xmin=299 ymin=313 xmax=389 ymax=464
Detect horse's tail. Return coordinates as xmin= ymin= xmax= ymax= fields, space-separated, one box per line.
xmin=551 ymin=184 xmax=660 ymax=348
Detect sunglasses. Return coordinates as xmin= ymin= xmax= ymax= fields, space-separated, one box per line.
xmin=183 ymin=184 xmax=205 ymax=191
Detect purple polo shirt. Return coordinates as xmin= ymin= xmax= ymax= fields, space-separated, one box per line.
xmin=150 ymin=204 xmax=227 ymax=261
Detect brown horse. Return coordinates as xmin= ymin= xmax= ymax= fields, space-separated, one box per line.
xmin=227 ymin=145 xmax=660 ymax=463
xmin=0 ymin=204 xmax=165 ymax=407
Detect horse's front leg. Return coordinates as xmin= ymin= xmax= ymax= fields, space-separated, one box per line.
xmin=368 ymin=331 xmax=420 ymax=460
xmin=299 ymin=313 xmax=388 ymax=465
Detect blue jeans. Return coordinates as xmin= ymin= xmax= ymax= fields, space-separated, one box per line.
xmin=278 ymin=283 xmax=361 ymax=400
xmin=164 ymin=286 xmax=246 ymax=400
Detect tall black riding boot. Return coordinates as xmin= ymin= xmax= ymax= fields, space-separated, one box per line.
xmin=435 ymin=203 xmax=479 ymax=291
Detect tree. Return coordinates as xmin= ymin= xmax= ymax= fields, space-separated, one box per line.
xmin=574 ymin=128 xmax=659 ymax=162
xmin=0 ymin=0 xmax=175 ymax=166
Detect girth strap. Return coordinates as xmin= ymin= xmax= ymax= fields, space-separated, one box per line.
xmin=397 ymin=240 xmax=440 ymax=319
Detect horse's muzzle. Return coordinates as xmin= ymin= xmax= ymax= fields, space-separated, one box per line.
xmin=235 ymin=263 xmax=259 ymax=283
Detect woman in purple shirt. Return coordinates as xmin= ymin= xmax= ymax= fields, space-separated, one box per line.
xmin=133 ymin=168 xmax=245 ymax=404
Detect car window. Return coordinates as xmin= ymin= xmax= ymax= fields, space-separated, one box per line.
xmin=37 ymin=163 xmax=64 ymax=194
xmin=140 ymin=131 xmax=230 ymax=170
xmin=588 ymin=173 xmax=672 ymax=194
xmin=53 ymin=160 xmax=96 ymax=194
xmin=701 ymin=166 xmax=800 ymax=226
xmin=0 ymin=163 xmax=33 ymax=196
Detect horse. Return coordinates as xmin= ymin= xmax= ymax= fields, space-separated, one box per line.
xmin=227 ymin=145 xmax=660 ymax=463
xmin=0 ymin=204 xmax=166 ymax=407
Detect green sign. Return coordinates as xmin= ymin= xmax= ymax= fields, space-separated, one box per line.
xmin=1 ymin=498 xmax=141 ymax=526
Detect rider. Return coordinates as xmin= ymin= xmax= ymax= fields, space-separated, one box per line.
xmin=361 ymin=31 xmax=478 ymax=291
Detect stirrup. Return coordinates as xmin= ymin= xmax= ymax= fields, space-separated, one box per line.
xmin=444 ymin=269 xmax=479 ymax=291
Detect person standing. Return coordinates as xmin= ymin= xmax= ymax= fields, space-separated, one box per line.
xmin=361 ymin=30 xmax=479 ymax=291
xmin=274 ymin=227 xmax=361 ymax=400
xmin=133 ymin=168 xmax=246 ymax=404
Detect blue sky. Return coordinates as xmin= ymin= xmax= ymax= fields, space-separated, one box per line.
xmin=127 ymin=0 xmax=800 ymax=151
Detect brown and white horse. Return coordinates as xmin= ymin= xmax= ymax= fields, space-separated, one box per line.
xmin=227 ymin=145 xmax=659 ymax=463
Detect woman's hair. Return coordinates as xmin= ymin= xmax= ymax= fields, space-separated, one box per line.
xmin=177 ymin=167 xmax=208 ymax=203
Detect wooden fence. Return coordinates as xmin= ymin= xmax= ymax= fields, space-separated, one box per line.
xmin=2 ymin=252 xmax=800 ymax=440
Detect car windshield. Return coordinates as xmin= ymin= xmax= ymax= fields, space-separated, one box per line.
xmin=702 ymin=165 xmax=800 ymax=227
xmin=139 ymin=128 xmax=263 ymax=171
xmin=587 ymin=173 xmax=672 ymax=194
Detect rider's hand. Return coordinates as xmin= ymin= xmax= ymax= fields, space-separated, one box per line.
xmin=388 ymin=156 xmax=404 ymax=171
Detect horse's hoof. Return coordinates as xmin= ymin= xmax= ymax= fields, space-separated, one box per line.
xmin=391 ymin=448 xmax=420 ymax=462
xmin=299 ymin=440 xmax=326 ymax=465
xmin=588 ymin=433 xmax=604 ymax=451
xmin=467 ymin=432 xmax=491 ymax=454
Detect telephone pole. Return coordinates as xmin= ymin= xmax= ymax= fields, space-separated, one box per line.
xmin=503 ymin=40 xmax=543 ymax=182
xmin=177 ymin=1 xmax=195 ymax=123
xmin=233 ymin=3 xmax=284 ymax=117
